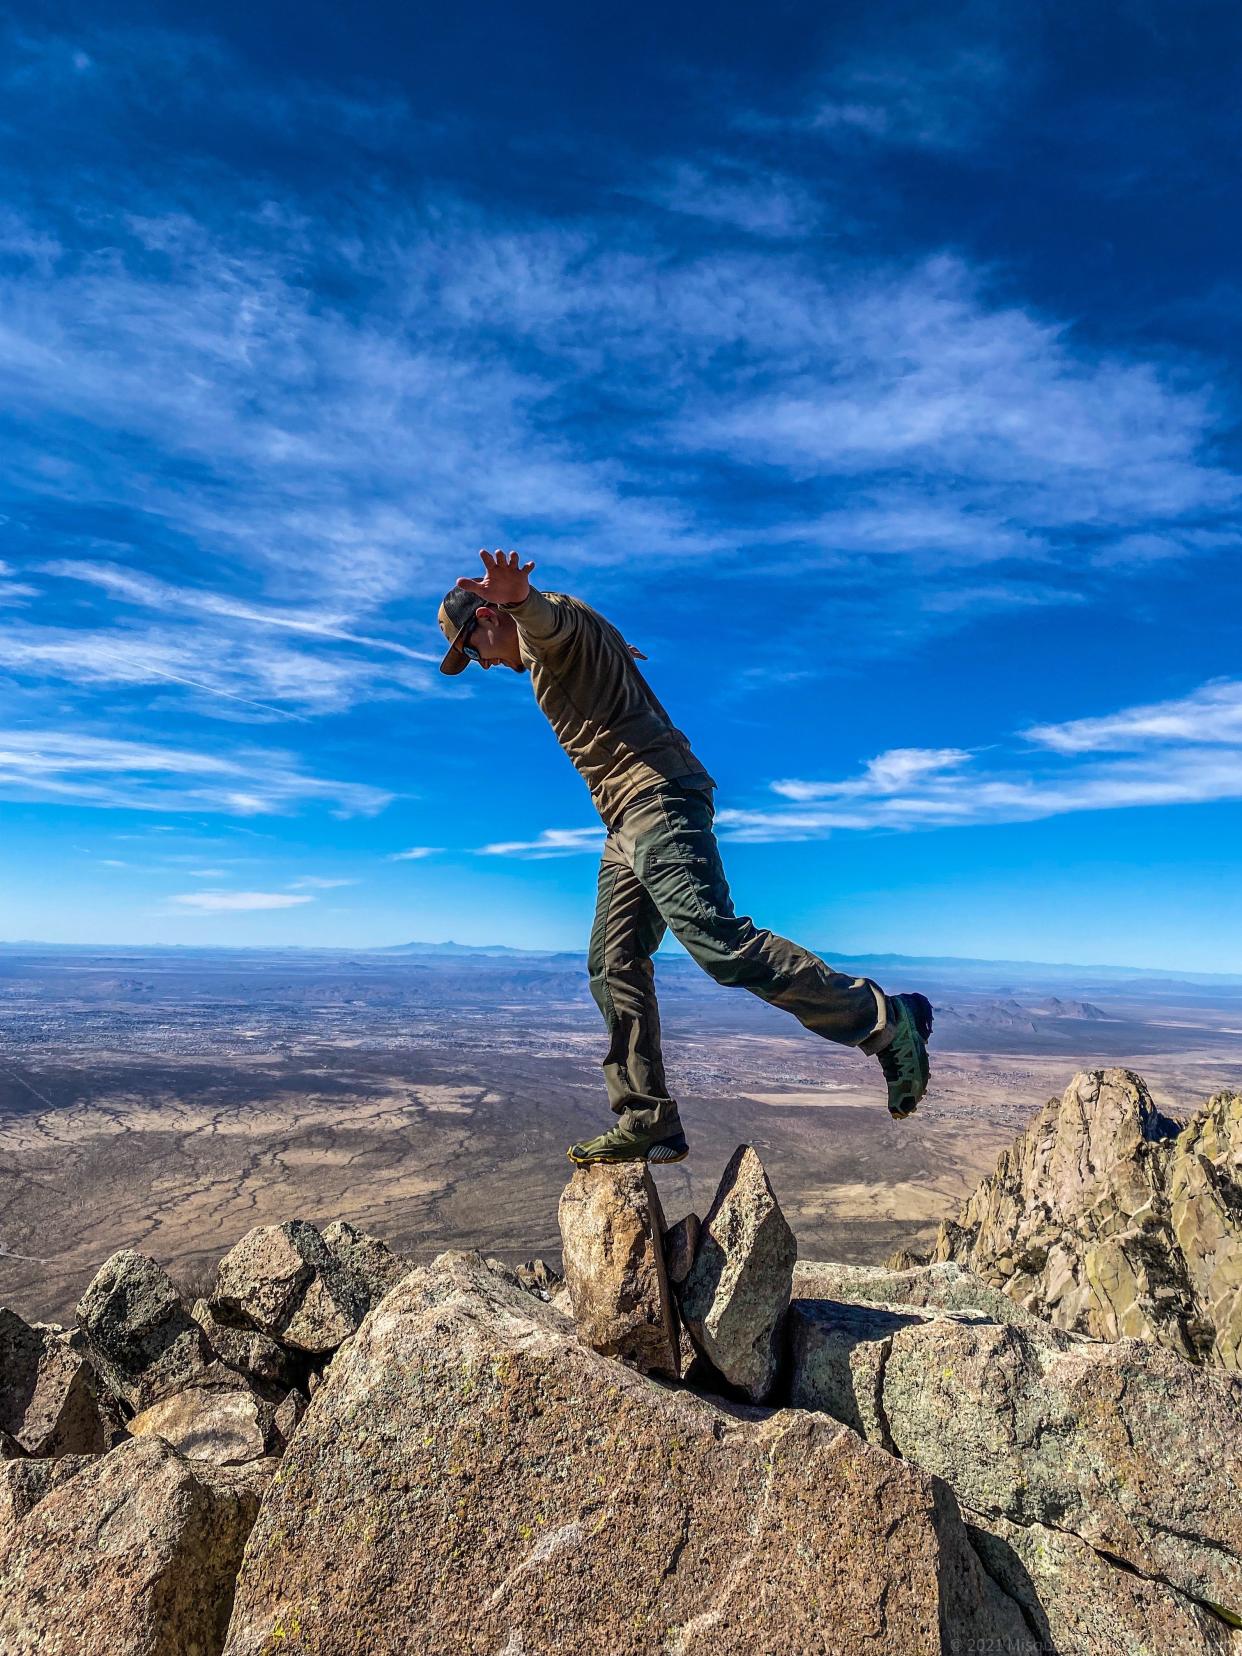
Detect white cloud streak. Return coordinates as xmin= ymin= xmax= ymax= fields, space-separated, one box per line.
xmin=170 ymin=890 xmax=314 ymax=911
xmin=0 ymin=729 xmax=391 ymax=817
xmin=719 ymin=680 xmax=1242 ymax=841
xmin=476 ymin=827 xmax=605 ymax=859
xmin=1026 ymin=680 xmax=1242 ymax=754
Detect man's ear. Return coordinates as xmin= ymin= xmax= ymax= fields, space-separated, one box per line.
xmin=476 ymin=605 xmax=497 ymax=622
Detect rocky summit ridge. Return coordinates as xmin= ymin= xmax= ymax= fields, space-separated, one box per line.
xmin=928 ymin=1068 xmax=1241 ymax=1369
xmin=1 ymin=1067 xmax=1239 ymax=1655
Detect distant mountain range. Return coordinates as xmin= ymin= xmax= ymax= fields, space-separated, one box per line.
xmin=3 ymin=939 xmax=1241 ymax=986
xmin=378 ymin=940 xmax=551 ymax=958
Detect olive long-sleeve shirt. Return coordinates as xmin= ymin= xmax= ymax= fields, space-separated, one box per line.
xmin=501 ymin=587 xmax=716 ymax=828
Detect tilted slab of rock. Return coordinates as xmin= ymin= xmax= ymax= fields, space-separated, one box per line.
xmin=793 ymin=1260 xmax=1044 ymax=1328
xmin=662 ymin=1213 xmax=700 ymax=1288
xmin=0 ymin=1436 xmax=267 ymax=1656
xmin=0 ymin=1308 xmax=113 ymax=1456
xmin=209 ymin=1219 xmax=370 ymax=1353
xmin=931 ymin=1069 xmax=1242 ymax=1368
xmin=192 ymin=1298 xmax=297 ymax=1389
xmin=966 ymin=1507 xmax=1238 ymax=1656
xmin=559 ymin=1163 xmax=680 ymax=1377
xmin=679 ymin=1144 xmax=796 ymax=1402
xmin=127 ymin=1367 xmax=282 ymax=1466
xmin=223 ymin=1250 xmax=1036 ymax=1656
xmin=76 ymin=1249 xmax=213 ymax=1410
xmin=793 ymin=1303 xmax=1242 ymax=1618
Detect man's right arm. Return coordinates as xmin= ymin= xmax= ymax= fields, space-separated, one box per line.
xmin=454 ymin=550 xmax=581 ymax=657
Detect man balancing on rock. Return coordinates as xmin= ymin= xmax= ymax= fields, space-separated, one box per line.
xmin=438 ymin=549 xmax=933 ymax=1167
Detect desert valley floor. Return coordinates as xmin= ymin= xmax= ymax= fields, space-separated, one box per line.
xmin=3 ymin=944 xmax=1240 ymax=1324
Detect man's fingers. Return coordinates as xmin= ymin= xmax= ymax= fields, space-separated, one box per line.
xmin=456 ymin=577 xmax=485 ymax=592
xmin=521 ymin=560 xmax=535 ymax=575
xmin=478 ymin=549 xmax=495 ymax=569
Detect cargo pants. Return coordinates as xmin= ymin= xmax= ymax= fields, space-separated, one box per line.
xmin=588 ymin=780 xmax=890 ymax=1122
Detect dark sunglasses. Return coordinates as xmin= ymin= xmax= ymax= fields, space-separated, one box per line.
xmin=459 ymin=617 xmax=482 ymax=662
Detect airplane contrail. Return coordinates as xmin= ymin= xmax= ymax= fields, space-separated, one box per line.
xmin=140 ymin=665 xmax=310 ymax=720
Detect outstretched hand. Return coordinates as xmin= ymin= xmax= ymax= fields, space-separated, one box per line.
xmin=456 ymin=549 xmax=535 ymax=608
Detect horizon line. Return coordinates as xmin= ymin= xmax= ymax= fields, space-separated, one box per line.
xmin=2 ymin=937 xmax=1240 ymax=983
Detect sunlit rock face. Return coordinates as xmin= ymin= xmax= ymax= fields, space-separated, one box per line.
xmin=932 ymin=1068 xmax=1242 ymax=1368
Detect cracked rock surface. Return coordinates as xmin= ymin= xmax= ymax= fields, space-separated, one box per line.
xmin=788 ymin=1294 xmax=1242 ymax=1623
xmin=222 ymin=1250 xmax=1034 ymax=1656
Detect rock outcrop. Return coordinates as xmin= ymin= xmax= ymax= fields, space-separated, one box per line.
xmin=3 ymin=1099 xmax=1239 ymax=1654
xmin=931 ymin=1069 xmax=1242 ymax=1368
xmin=558 ymin=1163 xmax=680 ymax=1377
xmin=679 ymin=1144 xmax=796 ymax=1401
xmin=77 ymin=1249 xmax=213 ymax=1409
xmin=0 ymin=1436 xmax=266 ymax=1656
xmin=793 ymin=1259 xmax=1043 ymax=1327
xmin=0 ymin=1309 xmax=113 ymax=1456
xmin=788 ymin=1297 xmax=1242 ymax=1620
xmin=209 ymin=1219 xmax=371 ymax=1353
xmin=222 ymin=1250 xmax=1034 ymax=1656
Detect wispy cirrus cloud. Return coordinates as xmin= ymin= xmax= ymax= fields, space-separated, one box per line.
xmin=170 ymin=890 xmax=314 ymax=912
xmin=1026 ymin=679 xmax=1242 ymax=754
xmin=1 ymin=23 xmax=1233 ymax=705
xmin=477 ymin=827 xmax=605 ymax=859
xmin=800 ymin=47 xmax=1012 ymax=152
xmin=388 ymin=847 xmax=440 ymax=861
xmin=0 ymin=729 xmax=391 ymax=817
xmin=771 ymin=747 xmax=972 ymax=802
xmin=719 ymin=679 xmax=1242 ymax=841
xmin=632 ymin=158 xmax=822 ymax=239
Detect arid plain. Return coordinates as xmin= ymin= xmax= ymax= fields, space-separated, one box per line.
xmin=2 ymin=943 xmax=1240 ymax=1325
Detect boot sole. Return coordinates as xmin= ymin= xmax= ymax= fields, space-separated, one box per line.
xmin=904 ymin=992 xmax=934 ymax=1042
xmin=565 ymin=1144 xmax=690 ymax=1167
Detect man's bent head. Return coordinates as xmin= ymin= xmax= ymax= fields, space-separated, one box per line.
xmin=437 ymin=587 xmax=525 ymax=675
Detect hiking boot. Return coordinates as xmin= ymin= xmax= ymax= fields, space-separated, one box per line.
xmin=567 ymin=1109 xmax=690 ymax=1166
xmin=877 ymin=993 xmax=934 ymax=1119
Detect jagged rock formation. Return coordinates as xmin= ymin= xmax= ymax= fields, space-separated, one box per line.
xmin=929 ymin=1069 xmax=1242 ymax=1369
xmin=209 ymin=1218 xmax=392 ymax=1353
xmin=222 ymin=1249 xmax=1033 ymax=1656
xmin=77 ymin=1248 xmax=215 ymax=1410
xmin=558 ymin=1162 xmax=680 ymax=1377
xmin=1 ymin=1099 xmax=1239 ymax=1653
xmin=679 ymin=1144 xmax=796 ymax=1401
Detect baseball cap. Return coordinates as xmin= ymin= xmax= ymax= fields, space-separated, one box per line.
xmin=436 ymin=586 xmax=487 ymax=676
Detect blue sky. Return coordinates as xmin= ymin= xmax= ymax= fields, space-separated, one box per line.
xmin=1 ymin=2 xmax=1240 ymax=969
